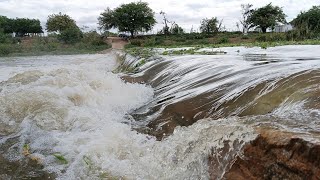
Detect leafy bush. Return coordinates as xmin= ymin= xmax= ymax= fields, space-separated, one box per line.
xmin=241 ymin=35 xmax=249 ymax=39
xmin=143 ymin=38 xmax=156 ymax=46
xmin=130 ymin=39 xmax=142 ymax=46
xmin=191 ymin=33 xmax=206 ymax=39
xmin=124 ymin=43 xmax=137 ymax=49
xmin=270 ymin=33 xmax=286 ymax=41
xmin=218 ymin=37 xmax=229 ymax=44
xmin=82 ymin=31 xmax=105 ymax=46
xmin=256 ymin=34 xmax=267 ymax=42
xmin=0 ymin=44 xmax=13 ymax=55
xmin=256 ymin=33 xmax=286 ymax=42
xmin=174 ymin=36 xmax=187 ymax=42
xmin=0 ymin=31 xmax=13 ymax=43
xmin=292 ymin=6 xmax=320 ymax=35
xmin=58 ymin=27 xmax=83 ymax=44
xmin=154 ymin=37 xmax=165 ymax=45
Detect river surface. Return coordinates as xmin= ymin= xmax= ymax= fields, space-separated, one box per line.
xmin=0 ymin=45 xmax=319 ymax=179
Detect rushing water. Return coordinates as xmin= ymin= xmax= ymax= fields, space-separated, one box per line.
xmin=0 ymin=45 xmax=319 ymax=179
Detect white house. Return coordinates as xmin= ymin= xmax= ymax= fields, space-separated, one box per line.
xmin=274 ymin=24 xmax=294 ymax=32
xmin=253 ymin=24 xmax=294 ymax=33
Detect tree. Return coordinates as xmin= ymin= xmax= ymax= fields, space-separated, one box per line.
xmin=170 ymin=23 xmax=184 ymax=34
xmin=12 ymin=18 xmax=43 ymax=36
xmin=0 ymin=16 xmax=43 ymax=36
xmin=160 ymin=11 xmax=170 ymax=35
xmin=13 ymin=18 xmax=30 ymax=36
xmin=0 ymin=16 xmax=8 ymax=32
xmin=248 ymin=3 xmax=286 ymax=33
xmin=0 ymin=16 xmax=14 ymax=34
xmin=46 ymin=12 xmax=78 ymax=33
xmin=240 ymin=4 xmax=253 ymax=34
xmin=200 ymin=17 xmax=221 ymax=34
xmin=292 ymin=6 xmax=320 ymax=34
xmin=29 ymin=19 xmax=43 ymax=34
xmin=98 ymin=2 xmax=156 ymax=38
xmin=58 ymin=26 xmax=82 ymax=44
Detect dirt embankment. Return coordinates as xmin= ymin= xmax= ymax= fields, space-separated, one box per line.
xmin=106 ymin=37 xmax=128 ymax=50
xmin=209 ymin=129 xmax=320 ymax=180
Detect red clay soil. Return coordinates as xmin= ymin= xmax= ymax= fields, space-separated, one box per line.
xmin=209 ymin=129 xmax=320 ymax=180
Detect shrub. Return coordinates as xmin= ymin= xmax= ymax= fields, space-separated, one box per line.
xmin=269 ymin=33 xmax=286 ymax=41
xmin=173 ymin=36 xmax=187 ymax=42
xmin=144 ymin=38 xmax=156 ymax=46
xmin=256 ymin=33 xmax=287 ymax=42
xmin=241 ymin=35 xmax=249 ymax=39
xmin=59 ymin=27 xmax=83 ymax=44
xmin=218 ymin=37 xmax=229 ymax=44
xmin=82 ymin=31 xmax=105 ymax=46
xmin=124 ymin=43 xmax=137 ymax=49
xmin=154 ymin=37 xmax=164 ymax=45
xmin=256 ymin=34 xmax=267 ymax=42
xmin=0 ymin=44 xmax=13 ymax=55
xmin=130 ymin=39 xmax=142 ymax=46
xmin=0 ymin=32 xmax=12 ymax=43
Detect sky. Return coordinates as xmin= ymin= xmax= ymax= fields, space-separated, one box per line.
xmin=0 ymin=0 xmax=319 ymax=33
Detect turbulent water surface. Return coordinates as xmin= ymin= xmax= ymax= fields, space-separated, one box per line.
xmin=0 ymin=45 xmax=320 ymax=179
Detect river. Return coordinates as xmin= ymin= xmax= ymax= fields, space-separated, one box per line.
xmin=0 ymin=45 xmax=319 ymax=179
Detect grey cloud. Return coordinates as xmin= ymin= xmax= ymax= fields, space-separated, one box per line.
xmin=0 ymin=0 xmax=319 ymax=32
xmin=185 ymin=3 xmax=207 ymax=11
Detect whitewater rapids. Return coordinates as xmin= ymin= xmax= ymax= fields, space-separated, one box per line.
xmin=0 ymin=53 xmax=254 ymax=179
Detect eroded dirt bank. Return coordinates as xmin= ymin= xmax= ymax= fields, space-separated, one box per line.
xmin=213 ymin=129 xmax=320 ymax=180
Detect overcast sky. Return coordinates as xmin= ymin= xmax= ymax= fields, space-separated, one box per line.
xmin=0 ymin=0 xmax=319 ymax=33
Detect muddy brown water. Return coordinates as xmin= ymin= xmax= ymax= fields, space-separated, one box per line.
xmin=0 ymin=46 xmax=320 ymax=179
xmin=127 ymin=46 xmax=320 ymax=140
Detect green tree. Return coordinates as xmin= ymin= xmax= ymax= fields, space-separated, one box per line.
xmin=58 ymin=26 xmax=82 ymax=44
xmin=29 ymin=19 xmax=43 ymax=34
xmin=292 ymin=6 xmax=320 ymax=35
xmin=0 ymin=16 xmax=43 ymax=36
xmin=98 ymin=2 xmax=156 ymax=38
xmin=46 ymin=12 xmax=78 ymax=33
xmin=0 ymin=16 xmax=14 ymax=33
xmin=12 ymin=18 xmax=29 ymax=36
xmin=249 ymin=3 xmax=286 ymax=33
xmin=12 ymin=18 xmax=43 ymax=36
xmin=200 ymin=17 xmax=221 ymax=34
xmin=170 ymin=23 xmax=184 ymax=34
xmin=0 ymin=16 xmax=8 ymax=32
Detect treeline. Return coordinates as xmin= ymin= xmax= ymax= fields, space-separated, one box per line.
xmin=291 ymin=6 xmax=320 ymax=39
xmin=0 ymin=16 xmax=43 ymax=36
xmin=98 ymin=2 xmax=320 ymax=40
xmin=0 ymin=13 xmax=110 ymax=56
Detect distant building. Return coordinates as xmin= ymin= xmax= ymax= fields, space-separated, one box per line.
xmin=252 ymin=24 xmax=294 ymax=33
xmin=253 ymin=27 xmax=262 ymax=33
xmin=274 ymin=24 xmax=294 ymax=32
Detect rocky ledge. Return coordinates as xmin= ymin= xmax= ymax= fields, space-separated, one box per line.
xmin=210 ymin=129 xmax=320 ymax=180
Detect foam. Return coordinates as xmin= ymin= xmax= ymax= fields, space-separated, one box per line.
xmin=0 ymin=53 xmax=255 ymax=179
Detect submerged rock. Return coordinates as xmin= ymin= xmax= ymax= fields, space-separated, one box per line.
xmin=218 ymin=129 xmax=320 ymax=180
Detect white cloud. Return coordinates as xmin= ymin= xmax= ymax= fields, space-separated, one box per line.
xmin=0 ymin=0 xmax=318 ymax=33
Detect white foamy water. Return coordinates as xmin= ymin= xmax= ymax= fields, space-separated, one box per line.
xmin=0 ymin=53 xmax=255 ymax=179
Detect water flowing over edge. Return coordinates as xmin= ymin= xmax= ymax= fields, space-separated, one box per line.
xmin=0 ymin=52 xmax=257 ymax=179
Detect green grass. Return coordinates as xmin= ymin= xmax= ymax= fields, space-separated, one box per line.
xmin=124 ymin=47 xmax=155 ymax=59
xmin=162 ymin=48 xmax=227 ymax=56
xmin=114 ymin=47 xmax=157 ymax=73
xmin=0 ymin=36 xmax=111 ymax=57
xmin=125 ymin=32 xmax=320 ymax=49
xmin=53 ymin=153 xmax=68 ymax=164
xmin=140 ymin=39 xmax=320 ymax=50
